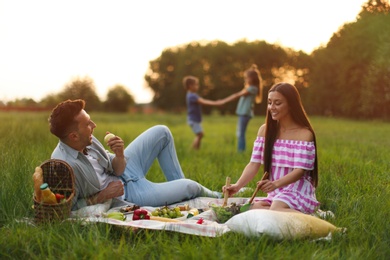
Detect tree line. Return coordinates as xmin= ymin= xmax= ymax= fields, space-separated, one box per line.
xmin=2 ymin=77 xmax=135 ymax=113
xmin=145 ymin=0 xmax=390 ymax=120
xmin=2 ymin=0 xmax=388 ymax=119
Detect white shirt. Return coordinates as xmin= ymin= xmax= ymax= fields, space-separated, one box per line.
xmin=85 ymin=148 xmax=120 ymax=191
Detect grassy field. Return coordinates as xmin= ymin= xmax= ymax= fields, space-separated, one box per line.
xmin=0 ymin=111 xmax=389 ymax=259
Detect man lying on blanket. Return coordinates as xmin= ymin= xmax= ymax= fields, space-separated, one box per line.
xmin=48 ymin=99 xmax=222 ymax=211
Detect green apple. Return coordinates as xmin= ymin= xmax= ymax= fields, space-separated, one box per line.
xmin=104 ymin=133 xmax=115 ymax=143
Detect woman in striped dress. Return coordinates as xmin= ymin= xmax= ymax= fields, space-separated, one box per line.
xmin=223 ymin=82 xmax=319 ymax=214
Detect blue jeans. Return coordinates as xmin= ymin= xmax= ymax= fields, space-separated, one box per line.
xmin=237 ymin=115 xmax=251 ymax=152
xmin=121 ymin=125 xmax=221 ymax=206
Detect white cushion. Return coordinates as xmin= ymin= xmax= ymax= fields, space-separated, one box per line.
xmin=225 ymin=209 xmax=341 ymax=240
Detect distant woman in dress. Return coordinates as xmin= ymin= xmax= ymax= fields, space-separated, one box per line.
xmin=223 ymin=82 xmax=319 ymax=214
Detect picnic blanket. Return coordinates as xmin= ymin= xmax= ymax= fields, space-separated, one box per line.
xmin=70 ymin=197 xmax=343 ymax=239
xmin=71 ymin=197 xmax=236 ymax=237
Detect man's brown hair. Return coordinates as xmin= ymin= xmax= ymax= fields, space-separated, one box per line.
xmin=49 ymin=99 xmax=85 ymax=140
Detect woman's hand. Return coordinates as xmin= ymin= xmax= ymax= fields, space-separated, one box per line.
xmin=257 ymin=179 xmax=277 ymax=193
xmin=222 ymin=183 xmax=241 ymax=197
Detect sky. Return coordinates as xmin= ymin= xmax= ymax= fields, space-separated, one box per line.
xmin=0 ymin=0 xmax=368 ymax=104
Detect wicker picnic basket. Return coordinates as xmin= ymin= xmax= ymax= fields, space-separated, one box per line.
xmin=33 ymin=159 xmax=75 ymax=223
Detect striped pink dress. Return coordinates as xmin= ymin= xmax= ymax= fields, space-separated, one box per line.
xmin=251 ymin=136 xmax=319 ymax=213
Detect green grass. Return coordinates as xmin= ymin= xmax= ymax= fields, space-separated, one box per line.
xmin=0 ymin=112 xmax=389 ymax=259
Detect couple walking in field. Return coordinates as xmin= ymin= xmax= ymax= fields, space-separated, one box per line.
xmin=48 ymin=64 xmax=319 ymax=216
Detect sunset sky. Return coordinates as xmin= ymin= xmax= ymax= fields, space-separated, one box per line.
xmin=0 ymin=0 xmax=368 ymax=103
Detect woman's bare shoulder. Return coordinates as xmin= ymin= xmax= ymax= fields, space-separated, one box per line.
xmin=297 ymin=128 xmax=314 ymax=142
xmin=257 ymin=124 xmax=266 ymax=137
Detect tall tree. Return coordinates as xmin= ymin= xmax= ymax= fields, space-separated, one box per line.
xmin=58 ymin=76 xmax=101 ymax=111
xmin=104 ymin=85 xmax=134 ymax=113
xmin=359 ymin=0 xmax=390 ymax=119
xmin=307 ymin=0 xmax=390 ymax=119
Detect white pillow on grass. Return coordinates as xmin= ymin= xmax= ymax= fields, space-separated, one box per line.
xmin=225 ymin=209 xmax=341 ymax=240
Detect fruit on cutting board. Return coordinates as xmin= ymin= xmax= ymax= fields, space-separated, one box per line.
xmin=103 ymin=212 xmax=126 ymax=221
xmin=151 ymin=206 xmax=184 ymax=219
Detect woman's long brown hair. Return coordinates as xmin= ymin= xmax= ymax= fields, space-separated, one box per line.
xmin=263 ymin=83 xmax=318 ymax=187
xmin=245 ymin=64 xmax=263 ymax=104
